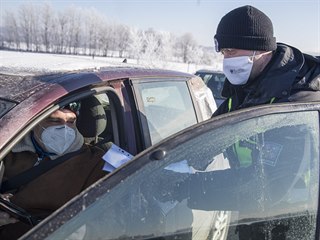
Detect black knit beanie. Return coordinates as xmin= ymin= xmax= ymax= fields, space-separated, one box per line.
xmin=214 ymin=5 xmax=277 ymax=52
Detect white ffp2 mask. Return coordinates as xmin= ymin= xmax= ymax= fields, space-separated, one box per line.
xmin=223 ymin=52 xmax=256 ymax=85
xmin=41 ymin=125 xmax=76 ymax=155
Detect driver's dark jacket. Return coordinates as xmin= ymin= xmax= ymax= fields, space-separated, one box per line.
xmin=213 ymin=43 xmax=320 ymax=117
xmin=0 ymin=144 xmax=106 ymax=240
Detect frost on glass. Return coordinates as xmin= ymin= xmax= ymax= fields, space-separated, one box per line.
xmin=46 ymin=111 xmax=319 ymax=240
xmin=165 ymin=111 xmax=319 ymax=239
xmin=136 ymin=81 xmax=197 ymax=144
xmin=192 ymin=82 xmax=217 ymax=120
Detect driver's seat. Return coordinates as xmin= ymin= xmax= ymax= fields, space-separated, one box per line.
xmin=76 ymin=95 xmax=107 ymax=144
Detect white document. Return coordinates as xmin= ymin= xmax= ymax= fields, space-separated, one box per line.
xmin=164 ymin=155 xmax=230 ymax=174
xmin=164 ymin=160 xmax=195 ymax=174
xmin=102 ymin=144 xmax=134 ymax=172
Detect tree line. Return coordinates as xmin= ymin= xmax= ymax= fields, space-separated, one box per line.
xmin=0 ymin=3 xmax=216 ymax=65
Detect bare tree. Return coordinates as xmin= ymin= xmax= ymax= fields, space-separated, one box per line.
xmin=200 ymin=49 xmax=213 ymax=65
xmin=176 ymin=33 xmax=198 ymax=63
xmin=82 ymin=8 xmax=102 ymax=56
xmin=32 ymin=6 xmax=41 ymax=51
xmin=155 ymin=30 xmax=175 ymax=61
xmin=41 ymin=3 xmax=54 ymax=52
xmin=115 ymin=24 xmax=130 ymax=58
xmin=128 ymin=28 xmax=175 ymax=64
xmin=98 ymin=23 xmax=110 ymax=56
xmin=56 ymin=10 xmax=68 ymax=53
xmin=19 ymin=3 xmax=42 ymax=51
xmin=50 ymin=14 xmax=60 ymax=53
xmin=19 ymin=4 xmax=33 ymax=50
xmin=93 ymin=14 xmax=109 ymax=56
xmin=128 ymin=27 xmax=144 ymax=62
xmin=140 ymin=28 xmax=160 ymax=66
xmin=1 ymin=1 xmax=209 ymax=68
xmin=72 ymin=11 xmax=82 ymax=55
xmin=64 ymin=6 xmax=79 ymax=54
xmin=2 ymin=11 xmax=20 ymax=49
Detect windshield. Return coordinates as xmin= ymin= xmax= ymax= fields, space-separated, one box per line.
xmin=29 ymin=110 xmax=319 ymax=240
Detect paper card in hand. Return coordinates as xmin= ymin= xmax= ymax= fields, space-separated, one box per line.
xmin=102 ymin=143 xmax=134 ymax=172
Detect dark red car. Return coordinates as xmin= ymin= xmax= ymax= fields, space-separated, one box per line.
xmin=23 ymin=102 xmax=320 ymax=240
xmin=0 ymin=67 xmax=216 ymax=156
xmin=0 ymin=66 xmax=218 ymax=239
xmin=2 ymin=66 xmax=319 ymax=240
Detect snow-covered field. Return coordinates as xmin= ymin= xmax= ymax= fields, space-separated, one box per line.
xmin=0 ymin=50 xmax=222 ymax=75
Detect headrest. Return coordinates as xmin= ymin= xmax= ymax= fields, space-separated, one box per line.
xmin=76 ymin=96 xmax=107 ymax=138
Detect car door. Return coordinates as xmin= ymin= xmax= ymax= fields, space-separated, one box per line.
xmin=21 ymin=102 xmax=320 ymax=240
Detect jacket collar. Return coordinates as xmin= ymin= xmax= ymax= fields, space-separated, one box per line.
xmin=254 ymin=43 xmax=304 ymax=101
xmin=11 ymin=133 xmax=36 ymax=153
xmin=11 ymin=132 xmax=56 ymax=160
xmin=11 ymin=129 xmax=84 ymax=161
xmin=221 ymin=43 xmax=305 ymax=106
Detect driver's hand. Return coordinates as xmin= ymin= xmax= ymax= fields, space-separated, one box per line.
xmin=0 ymin=211 xmax=18 ymax=226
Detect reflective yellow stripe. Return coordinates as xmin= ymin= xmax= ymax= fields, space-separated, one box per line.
xmin=235 ymin=142 xmax=252 ymax=167
xmin=231 ymin=97 xmax=274 ymax=167
xmin=270 ymin=97 xmax=276 ymax=104
xmin=229 ymin=97 xmax=274 ymax=112
xmin=234 ymin=139 xmax=256 ymax=168
xmin=228 ymin=98 xmax=232 ymax=112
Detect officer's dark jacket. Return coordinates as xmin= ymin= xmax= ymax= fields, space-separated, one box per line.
xmin=213 ymin=43 xmax=320 ymax=117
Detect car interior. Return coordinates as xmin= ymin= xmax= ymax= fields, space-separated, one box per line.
xmin=76 ymin=94 xmax=114 ymax=149
xmin=0 ymin=91 xmax=121 ymax=231
xmin=71 ymin=90 xmax=127 ymax=152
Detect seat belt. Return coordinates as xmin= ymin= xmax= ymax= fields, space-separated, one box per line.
xmin=0 ymin=148 xmax=85 ymax=193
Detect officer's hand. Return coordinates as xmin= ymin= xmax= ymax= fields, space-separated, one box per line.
xmin=0 ymin=211 xmax=18 ymax=226
xmin=152 ymin=171 xmax=190 ymax=203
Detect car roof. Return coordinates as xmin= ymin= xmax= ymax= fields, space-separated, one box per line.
xmin=0 ymin=67 xmax=193 ymax=103
xmin=195 ymin=69 xmax=224 ymax=74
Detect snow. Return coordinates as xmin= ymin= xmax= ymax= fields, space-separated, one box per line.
xmin=0 ymin=50 xmax=123 ymax=75
xmin=0 ymin=50 xmax=222 ymax=76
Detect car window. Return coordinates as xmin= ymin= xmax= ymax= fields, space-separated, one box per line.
xmin=134 ymin=81 xmax=198 ymax=144
xmin=195 ymin=72 xmax=225 ymax=99
xmin=29 ymin=110 xmax=319 ymax=240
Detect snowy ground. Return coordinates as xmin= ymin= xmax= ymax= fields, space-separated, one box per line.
xmin=0 ymin=50 xmax=222 ymax=75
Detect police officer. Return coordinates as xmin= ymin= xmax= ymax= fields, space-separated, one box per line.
xmin=212 ymin=5 xmax=320 ymax=117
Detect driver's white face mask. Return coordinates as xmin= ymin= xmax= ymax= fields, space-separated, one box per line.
xmin=223 ymin=51 xmax=256 ymax=85
xmin=41 ymin=125 xmax=76 ymax=155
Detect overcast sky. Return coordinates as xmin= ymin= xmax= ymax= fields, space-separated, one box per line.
xmin=1 ymin=0 xmax=319 ymax=54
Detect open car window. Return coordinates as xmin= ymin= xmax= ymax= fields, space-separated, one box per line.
xmin=0 ymin=88 xmax=128 ymax=234
xmin=22 ymin=107 xmax=319 ymax=240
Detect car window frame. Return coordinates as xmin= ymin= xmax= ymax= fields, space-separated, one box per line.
xmin=21 ymin=102 xmax=320 ymax=240
xmin=130 ymin=77 xmax=197 ymax=148
xmin=194 ymin=70 xmax=226 ymax=103
xmin=0 ymin=86 xmax=122 ymax=160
